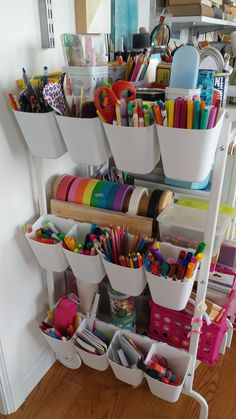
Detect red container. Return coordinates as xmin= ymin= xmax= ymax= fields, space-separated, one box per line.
xmin=148 ymin=292 xmax=234 ymax=365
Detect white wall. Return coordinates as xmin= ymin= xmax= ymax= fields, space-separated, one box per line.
xmin=0 ymin=0 xmax=76 ymax=413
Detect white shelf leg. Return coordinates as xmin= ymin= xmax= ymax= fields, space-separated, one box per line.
xmin=182 ymin=388 xmax=208 ymax=419
xmin=33 ymin=157 xmax=55 ymax=310
xmin=183 ymin=114 xmax=231 ymax=418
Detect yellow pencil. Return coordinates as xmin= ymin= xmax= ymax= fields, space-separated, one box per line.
xmin=168 ymin=99 xmax=174 ymax=128
xmin=187 ymin=100 xmax=194 ymax=129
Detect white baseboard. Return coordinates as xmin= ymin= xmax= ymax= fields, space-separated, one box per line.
xmin=21 ymin=349 xmax=56 ymax=402
xmin=2 ymin=348 xmax=56 ymax=415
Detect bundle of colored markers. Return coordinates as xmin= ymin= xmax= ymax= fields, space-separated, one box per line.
xmin=114 ymin=99 xmax=154 ymax=127
xmin=144 ymin=242 xmax=206 ymax=281
xmin=154 ymin=97 xmax=220 ymax=129
xmin=63 ymin=225 xmax=106 ymax=256
xmin=98 ymin=226 xmax=149 ymax=268
xmin=125 ymin=52 xmax=150 ymax=82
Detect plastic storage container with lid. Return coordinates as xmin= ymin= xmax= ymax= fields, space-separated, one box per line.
xmin=157 ymin=204 xmax=230 ymax=256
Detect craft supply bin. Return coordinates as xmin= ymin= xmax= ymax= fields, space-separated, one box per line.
xmin=55 ymin=115 xmax=111 ymax=165
xmin=148 ymin=293 xmax=235 ymax=365
xmin=156 ymin=110 xmax=224 ymax=182
xmin=63 ymin=223 xmax=106 ymax=283
xmin=144 ymin=342 xmax=191 ymax=402
xmin=13 ymin=111 xmax=67 ymax=158
xmin=25 ymin=215 xmax=75 ymax=272
xmin=145 ymin=242 xmax=197 ymax=310
xmin=157 ymin=204 xmax=230 ymax=256
xmin=103 ymin=259 xmax=147 ymax=296
xmin=103 ymin=123 xmax=160 ymax=174
xmin=73 ymin=319 xmax=117 ymax=371
xmin=107 ymin=330 xmax=153 ymax=386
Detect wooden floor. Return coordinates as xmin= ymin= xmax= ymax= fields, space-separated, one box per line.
xmin=3 ymin=335 xmax=236 ymax=419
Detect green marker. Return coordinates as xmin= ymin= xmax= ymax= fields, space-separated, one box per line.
xmin=194 ymin=242 xmax=206 ymax=256
xmin=200 ymin=108 xmax=209 ymax=129
xmin=193 ymin=100 xmax=200 ymax=129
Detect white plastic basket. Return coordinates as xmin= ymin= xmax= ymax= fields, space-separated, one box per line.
xmin=13 ymin=111 xmax=67 ymax=158
xmin=103 ymin=123 xmax=160 ymax=174
xmin=63 ymin=223 xmax=106 ymax=283
xmin=73 ymin=318 xmax=117 ymax=371
xmin=56 ymin=115 xmax=111 ymax=165
xmin=156 ymin=110 xmax=224 ymax=182
xmin=103 ymin=259 xmax=147 ymax=296
xmin=107 ymin=330 xmax=153 ymax=386
xmin=146 ymin=242 xmax=197 ymax=311
xmin=25 ymin=215 xmax=75 ymax=272
xmin=145 ymin=342 xmax=191 ymax=402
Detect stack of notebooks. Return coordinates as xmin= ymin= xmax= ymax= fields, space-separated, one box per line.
xmin=109 ymin=334 xmax=145 ymax=368
xmin=167 ymin=0 xmax=223 ymax=18
xmin=75 ymin=327 xmax=110 ymax=355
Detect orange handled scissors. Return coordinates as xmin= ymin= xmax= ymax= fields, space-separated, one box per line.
xmin=94 ymin=80 xmax=136 ymax=124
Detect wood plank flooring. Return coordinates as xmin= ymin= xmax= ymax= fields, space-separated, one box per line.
xmin=2 ymin=335 xmax=236 ymax=419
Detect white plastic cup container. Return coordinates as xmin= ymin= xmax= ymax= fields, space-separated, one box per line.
xmin=40 ymin=327 xmax=76 ymax=359
xmin=63 ymin=223 xmax=106 ymax=283
xmin=103 ymin=123 xmax=160 ymax=174
xmin=144 ymin=342 xmax=192 ymax=402
xmin=73 ymin=318 xmax=117 ymax=371
xmin=107 ymin=330 xmax=153 ymax=386
xmin=55 ymin=115 xmax=111 ymax=165
xmin=13 ymin=111 xmax=67 ymax=158
xmin=76 ymin=280 xmax=98 ymax=314
xmin=25 ymin=215 xmax=75 ymax=272
xmin=156 ymin=110 xmax=224 ymax=182
xmin=145 ymin=242 xmax=197 ymax=310
xmin=165 ymin=87 xmax=201 ymax=100
xmin=157 ymin=205 xmax=230 ymax=256
xmin=103 ymin=259 xmax=147 ymax=297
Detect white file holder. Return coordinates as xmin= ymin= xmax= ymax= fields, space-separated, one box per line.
xmin=63 ymin=223 xmax=106 ymax=283
xmin=103 ymin=123 xmax=160 ymax=174
xmin=56 ymin=115 xmax=111 ymax=165
xmin=13 ymin=111 xmax=67 ymax=158
xmin=25 ymin=215 xmax=75 ymax=272
xmin=156 ymin=110 xmax=224 ymax=182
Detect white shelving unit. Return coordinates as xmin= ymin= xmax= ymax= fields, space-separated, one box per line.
xmin=28 ymin=110 xmax=234 ymax=419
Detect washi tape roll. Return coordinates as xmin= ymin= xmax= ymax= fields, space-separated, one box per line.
xmin=56 ymin=175 xmax=78 ymax=201
xmin=90 ymin=180 xmax=108 ymax=207
xmin=138 ymin=194 xmax=150 ymax=217
xmin=82 ymin=179 xmax=99 ymax=206
xmin=147 ymin=189 xmax=163 ymax=234
xmin=96 ymin=182 xmax=115 ymax=208
xmin=127 ymin=186 xmax=149 ymax=215
xmin=158 ymin=190 xmax=173 ymax=214
xmin=74 ymin=178 xmax=92 ymax=204
xmin=113 ymin=184 xmax=134 ymax=212
xmin=67 ymin=177 xmax=83 ymax=203
xmin=53 ymin=174 xmax=67 ymax=198
xmin=106 ymin=183 xmax=121 ymax=210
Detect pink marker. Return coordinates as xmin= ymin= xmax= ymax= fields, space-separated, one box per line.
xmin=207 ymin=106 xmax=217 ymax=129
xmin=174 ymin=99 xmax=182 ymax=128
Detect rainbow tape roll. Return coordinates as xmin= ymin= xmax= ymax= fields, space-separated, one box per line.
xmin=74 ymin=178 xmax=91 ymax=204
xmin=90 ymin=181 xmax=108 ymax=207
xmin=56 ymin=175 xmax=77 ymax=201
xmin=67 ymin=177 xmax=83 ymax=203
xmin=82 ymin=179 xmax=99 ymax=206
xmin=113 ymin=184 xmax=134 ymax=212
xmin=95 ymin=182 xmax=115 ymax=209
xmin=106 ymin=183 xmax=121 ymax=210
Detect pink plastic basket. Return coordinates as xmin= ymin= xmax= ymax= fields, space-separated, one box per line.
xmin=148 ymin=291 xmax=234 ymax=365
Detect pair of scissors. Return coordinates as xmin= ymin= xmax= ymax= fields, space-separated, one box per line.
xmin=94 ymin=80 xmax=136 ymax=124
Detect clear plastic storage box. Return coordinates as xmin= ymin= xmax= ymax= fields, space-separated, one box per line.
xmin=157 ymin=204 xmax=230 ymax=256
